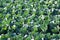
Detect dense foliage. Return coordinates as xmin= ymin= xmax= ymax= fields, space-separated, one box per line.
xmin=0 ymin=0 xmax=60 ymax=40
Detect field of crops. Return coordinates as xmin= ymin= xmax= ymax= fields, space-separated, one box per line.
xmin=0 ymin=0 xmax=60 ymax=40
